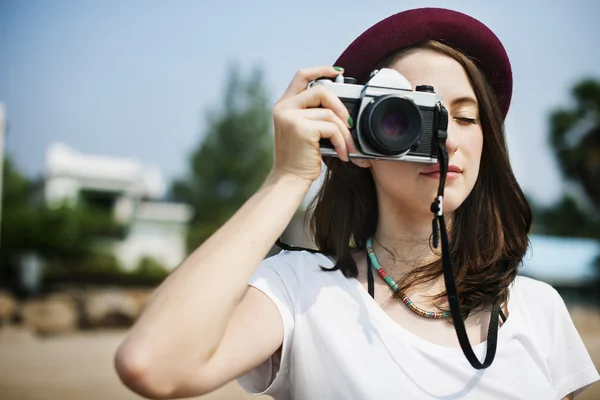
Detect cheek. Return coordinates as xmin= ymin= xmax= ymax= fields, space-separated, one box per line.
xmin=465 ymin=132 xmax=484 ymax=177
xmin=450 ymin=131 xmax=483 ymax=203
xmin=371 ymin=160 xmax=418 ymax=181
xmin=370 ymin=162 xmax=436 ymax=204
xmin=440 ymin=129 xmax=484 ymax=212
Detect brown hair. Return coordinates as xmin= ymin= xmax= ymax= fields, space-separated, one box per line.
xmin=307 ymin=40 xmax=532 ymax=317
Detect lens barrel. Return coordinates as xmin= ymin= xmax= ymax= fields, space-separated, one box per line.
xmin=361 ymin=95 xmax=422 ymax=155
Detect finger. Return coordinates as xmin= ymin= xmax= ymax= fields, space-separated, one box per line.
xmin=302 ymin=108 xmax=348 ymax=134
xmin=280 ymin=66 xmax=344 ymax=100
xmin=309 ymin=120 xmax=349 ymax=162
xmin=293 ymin=85 xmax=351 ymax=128
xmin=301 ymin=108 xmax=357 ymax=155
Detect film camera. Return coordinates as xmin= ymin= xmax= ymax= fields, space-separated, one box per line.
xmin=308 ymin=68 xmax=448 ymax=163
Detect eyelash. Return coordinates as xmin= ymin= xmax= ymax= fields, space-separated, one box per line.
xmin=454 ymin=117 xmax=477 ymax=125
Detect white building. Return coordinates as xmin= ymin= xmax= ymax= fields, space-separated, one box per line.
xmin=44 ymin=143 xmax=192 ymax=271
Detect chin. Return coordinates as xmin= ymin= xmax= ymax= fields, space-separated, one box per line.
xmin=377 ymin=179 xmax=473 ymax=218
xmin=440 ymin=189 xmax=471 ymax=215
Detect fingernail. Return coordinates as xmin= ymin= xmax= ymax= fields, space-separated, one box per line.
xmin=347 ymin=115 xmax=354 ymax=127
xmin=333 ymin=66 xmax=344 ymax=72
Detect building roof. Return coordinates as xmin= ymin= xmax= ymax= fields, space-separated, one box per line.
xmin=45 ymin=142 xmax=166 ymax=199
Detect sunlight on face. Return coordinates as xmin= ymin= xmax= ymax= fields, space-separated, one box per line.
xmin=360 ymin=49 xmax=484 ymax=218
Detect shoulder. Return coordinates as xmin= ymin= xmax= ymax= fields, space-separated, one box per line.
xmin=512 ymin=275 xmax=558 ymax=296
xmin=251 ymin=250 xmax=337 ymax=290
xmin=511 ymin=275 xmax=561 ymax=303
xmin=510 ymin=275 xmax=568 ymax=321
xmin=511 ymin=278 xmax=600 ymax=397
xmin=260 ymin=249 xmax=335 ymax=274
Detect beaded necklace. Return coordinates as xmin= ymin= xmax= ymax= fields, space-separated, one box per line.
xmin=366 ymin=237 xmax=451 ymax=319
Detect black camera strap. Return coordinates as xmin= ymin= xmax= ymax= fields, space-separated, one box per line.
xmin=426 ymin=103 xmax=501 ymax=369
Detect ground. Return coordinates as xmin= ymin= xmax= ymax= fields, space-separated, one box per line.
xmin=1 ymin=307 xmax=599 ymax=400
xmin=0 ymin=327 xmax=266 ymax=400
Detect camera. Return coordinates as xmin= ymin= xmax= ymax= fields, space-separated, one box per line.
xmin=308 ymin=68 xmax=448 ymax=163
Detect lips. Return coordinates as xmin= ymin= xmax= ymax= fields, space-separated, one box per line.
xmin=420 ymin=164 xmax=462 ymax=175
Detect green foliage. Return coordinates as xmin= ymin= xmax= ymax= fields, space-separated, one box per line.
xmin=1 ymin=158 xmax=36 ymax=265
xmin=133 ymin=256 xmax=168 ymax=280
xmin=3 ymin=201 xmax=125 ymax=270
xmin=2 ymin=157 xmax=30 ymax=206
xmin=78 ymin=252 xmax=121 ymax=273
xmin=548 ymin=79 xmax=600 ymax=207
xmin=43 ymin=251 xmax=119 ymax=281
xmin=43 ymin=254 xmax=169 ymax=287
xmin=533 ymin=78 xmax=600 ymax=240
xmin=171 ymin=63 xmax=274 ymax=250
xmin=1 ymin=156 xmax=126 ymax=285
xmin=531 ymin=196 xmax=600 ymax=240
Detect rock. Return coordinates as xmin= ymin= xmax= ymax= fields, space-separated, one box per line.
xmin=0 ymin=290 xmax=18 ymax=325
xmin=126 ymin=288 xmax=154 ymax=312
xmin=21 ymin=294 xmax=78 ymax=335
xmin=81 ymin=288 xmax=153 ymax=328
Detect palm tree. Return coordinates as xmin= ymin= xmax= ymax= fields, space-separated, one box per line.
xmin=549 ymin=79 xmax=600 ymax=210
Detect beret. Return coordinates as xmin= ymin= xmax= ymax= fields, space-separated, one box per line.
xmin=334 ymin=8 xmax=513 ymax=117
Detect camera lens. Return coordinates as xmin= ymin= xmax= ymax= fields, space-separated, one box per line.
xmin=380 ymin=111 xmax=409 ymax=139
xmin=363 ymin=95 xmax=422 ymax=155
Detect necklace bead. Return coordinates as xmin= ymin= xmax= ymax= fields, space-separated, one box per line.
xmin=366 ymin=237 xmax=450 ymax=319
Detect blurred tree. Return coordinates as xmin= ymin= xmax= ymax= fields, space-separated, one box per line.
xmin=0 ymin=156 xmax=126 ymax=293
xmin=134 ymin=256 xmax=168 ymax=281
xmin=0 ymin=156 xmax=35 ymax=280
xmin=533 ymin=79 xmax=600 ymax=239
xmin=171 ymin=64 xmax=273 ymax=250
xmin=549 ymin=79 xmax=600 ymax=208
xmin=531 ymin=196 xmax=600 ymax=240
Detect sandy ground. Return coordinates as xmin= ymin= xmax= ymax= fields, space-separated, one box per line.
xmin=1 ymin=313 xmax=599 ymax=400
xmin=0 ymin=327 xmax=268 ymax=400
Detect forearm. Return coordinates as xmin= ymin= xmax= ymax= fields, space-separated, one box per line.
xmin=116 ymin=172 xmax=310 ymax=382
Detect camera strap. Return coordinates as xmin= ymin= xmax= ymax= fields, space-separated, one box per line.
xmin=425 ymin=103 xmax=501 ymax=369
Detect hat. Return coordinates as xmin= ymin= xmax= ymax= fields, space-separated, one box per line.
xmin=334 ymin=8 xmax=513 ymax=117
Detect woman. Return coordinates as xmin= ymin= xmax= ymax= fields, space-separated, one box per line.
xmin=115 ymin=8 xmax=599 ymax=400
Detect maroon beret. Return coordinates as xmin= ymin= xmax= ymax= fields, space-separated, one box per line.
xmin=334 ymin=8 xmax=513 ymax=117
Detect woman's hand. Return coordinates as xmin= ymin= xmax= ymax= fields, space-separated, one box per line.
xmin=271 ymin=66 xmax=357 ymax=184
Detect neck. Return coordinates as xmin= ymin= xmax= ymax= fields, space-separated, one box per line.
xmin=371 ymin=201 xmax=451 ymax=280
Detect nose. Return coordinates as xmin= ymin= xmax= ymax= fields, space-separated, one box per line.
xmin=444 ymin=123 xmax=459 ymax=155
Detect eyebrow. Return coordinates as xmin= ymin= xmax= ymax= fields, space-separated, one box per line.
xmin=451 ymin=96 xmax=478 ymax=107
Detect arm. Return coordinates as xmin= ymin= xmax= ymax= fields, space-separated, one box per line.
xmin=114 ymin=172 xmax=309 ymax=399
xmin=114 ymin=66 xmax=353 ymax=399
xmin=561 ymin=393 xmax=574 ymax=400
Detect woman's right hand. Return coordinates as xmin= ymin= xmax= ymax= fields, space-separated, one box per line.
xmin=271 ymin=66 xmax=357 ymax=185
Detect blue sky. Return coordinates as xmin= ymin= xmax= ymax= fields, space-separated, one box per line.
xmin=1 ymin=0 xmax=599 ymax=206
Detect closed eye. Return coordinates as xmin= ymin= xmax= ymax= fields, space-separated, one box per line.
xmin=454 ymin=117 xmax=477 ymax=125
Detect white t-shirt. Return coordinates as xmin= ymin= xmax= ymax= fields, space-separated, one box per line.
xmin=237 ymin=250 xmax=599 ymax=399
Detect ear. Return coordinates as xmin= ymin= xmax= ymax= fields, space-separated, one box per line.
xmin=350 ymin=158 xmax=371 ymax=168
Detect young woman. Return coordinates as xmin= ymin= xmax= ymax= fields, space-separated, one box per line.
xmin=115 ymin=8 xmax=599 ymax=400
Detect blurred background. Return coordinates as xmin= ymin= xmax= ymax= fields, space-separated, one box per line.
xmin=0 ymin=0 xmax=599 ymax=399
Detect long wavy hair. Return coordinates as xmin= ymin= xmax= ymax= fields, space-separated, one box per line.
xmin=307 ymin=40 xmax=532 ymax=317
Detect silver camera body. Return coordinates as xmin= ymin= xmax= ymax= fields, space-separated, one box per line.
xmin=308 ymin=68 xmax=448 ymax=164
